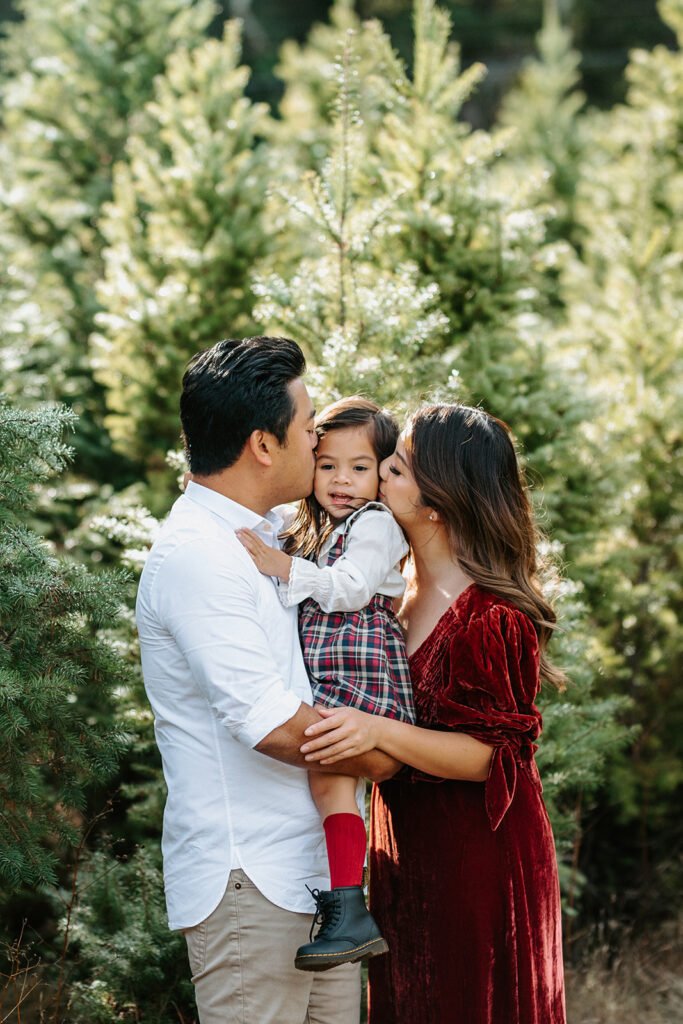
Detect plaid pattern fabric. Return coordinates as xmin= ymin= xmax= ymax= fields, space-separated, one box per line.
xmin=299 ymin=515 xmax=416 ymax=724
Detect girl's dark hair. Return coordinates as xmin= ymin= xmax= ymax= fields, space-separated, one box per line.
xmin=281 ymin=396 xmax=398 ymax=558
xmin=180 ymin=336 xmax=306 ymax=475
xmin=405 ymin=403 xmax=566 ymax=690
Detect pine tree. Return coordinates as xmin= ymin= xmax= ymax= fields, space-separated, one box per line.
xmin=553 ymin=0 xmax=683 ymax=916
xmin=0 ymin=398 xmax=130 ymax=892
xmin=274 ymin=0 xmax=375 ymax=171
xmin=254 ymin=34 xmax=449 ymax=411
xmin=0 ymin=0 xmax=214 ymax=479
xmin=67 ymin=847 xmax=193 ymax=1023
xmin=92 ymin=20 xmax=274 ymax=492
xmin=498 ymin=0 xmax=588 ymax=247
xmin=273 ymin=1 xmax=606 ymax=556
xmin=254 ymin=2 xmax=630 ymax=903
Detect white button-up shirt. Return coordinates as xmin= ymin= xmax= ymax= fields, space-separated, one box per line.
xmin=135 ymin=481 xmax=329 ymax=930
xmin=278 ymin=504 xmax=408 ymax=611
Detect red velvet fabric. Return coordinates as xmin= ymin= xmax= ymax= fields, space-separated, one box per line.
xmin=368 ymin=585 xmax=566 ymax=1024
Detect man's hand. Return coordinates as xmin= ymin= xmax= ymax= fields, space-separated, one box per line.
xmin=236 ymin=528 xmax=293 ymax=582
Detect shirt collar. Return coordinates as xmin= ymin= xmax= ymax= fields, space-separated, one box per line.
xmin=330 ymin=500 xmax=386 ymax=538
xmin=184 ymin=480 xmax=283 ymax=535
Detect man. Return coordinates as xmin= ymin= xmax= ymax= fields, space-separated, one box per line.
xmin=136 ymin=336 xmax=397 ymax=1023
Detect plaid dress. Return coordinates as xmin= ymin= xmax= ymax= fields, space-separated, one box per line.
xmin=299 ymin=507 xmax=416 ymax=724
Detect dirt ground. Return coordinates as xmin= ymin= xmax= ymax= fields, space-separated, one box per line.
xmin=565 ymin=917 xmax=683 ymax=1023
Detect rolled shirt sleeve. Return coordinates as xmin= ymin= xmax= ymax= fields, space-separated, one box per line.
xmin=156 ymin=540 xmax=302 ymax=748
xmin=278 ymin=508 xmax=408 ymax=612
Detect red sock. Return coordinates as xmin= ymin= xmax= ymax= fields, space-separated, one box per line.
xmin=323 ymin=813 xmax=367 ymax=888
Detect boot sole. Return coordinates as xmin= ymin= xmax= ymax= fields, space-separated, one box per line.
xmin=294 ymin=936 xmax=389 ymax=972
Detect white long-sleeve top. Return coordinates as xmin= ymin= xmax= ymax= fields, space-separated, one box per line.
xmin=135 ymin=482 xmax=329 ymax=930
xmin=277 ymin=503 xmax=408 ymax=613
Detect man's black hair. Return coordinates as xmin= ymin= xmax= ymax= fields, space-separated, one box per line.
xmin=180 ymin=336 xmax=307 ymax=475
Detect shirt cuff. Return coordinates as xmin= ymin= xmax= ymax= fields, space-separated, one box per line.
xmin=237 ymin=687 xmax=302 ymax=748
xmin=277 ymin=556 xmax=332 ymax=609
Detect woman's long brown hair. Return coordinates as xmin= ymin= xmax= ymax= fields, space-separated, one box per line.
xmin=281 ymin=396 xmax=399 ymax=558
xmin=405 ymin=404 xmax=567 ymax=690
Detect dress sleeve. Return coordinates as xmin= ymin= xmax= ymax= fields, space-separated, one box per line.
xmin=277 ymin=510 xmax=407 ymax=612
xmin=437 ymin=603 xmax=542 ymax=831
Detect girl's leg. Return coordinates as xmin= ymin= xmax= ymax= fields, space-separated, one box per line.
xmin=309 ymin=772 xmax=366 ymax=889
xmin=296 ymin=772 xmax=387 ymax=971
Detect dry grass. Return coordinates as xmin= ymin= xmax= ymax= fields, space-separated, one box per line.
xmin=565 ymin=917 xmax=683 ymax=1024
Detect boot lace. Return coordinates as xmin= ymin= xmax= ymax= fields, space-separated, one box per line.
xmin=306 ymin=886 xmax=342 ymax=942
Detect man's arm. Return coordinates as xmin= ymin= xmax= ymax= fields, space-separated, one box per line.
xmin=255 ymin=703 xmax=401 ymax=782
xmin=158 ymin=542 xmax=400 ymax=779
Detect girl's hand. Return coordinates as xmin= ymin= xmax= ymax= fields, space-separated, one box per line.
xmin=236 ymin=528 xmax=292 ymax=581
xmin=301 ymin=706 xmax=381 ymax=765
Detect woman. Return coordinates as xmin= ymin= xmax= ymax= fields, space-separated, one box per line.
xmin=300 ymin=403 xmax=567 ymax=1023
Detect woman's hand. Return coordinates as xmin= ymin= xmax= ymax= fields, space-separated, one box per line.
xmin=301 ymin=706 xmax=383 ymax=765
xmin=236 ymin=528 xmax=293 ymax=581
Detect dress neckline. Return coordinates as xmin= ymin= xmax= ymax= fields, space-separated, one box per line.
xmin=407 ymin=582 xmax=477 ymax=663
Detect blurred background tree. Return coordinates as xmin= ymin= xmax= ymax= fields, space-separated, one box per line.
xmin=92 ymin=20 xmax=273 ymax=500
xmin=552 ymin=0 xmax=683 ymax=938
xmin=0 ymin=0 xmax=215 ymax=481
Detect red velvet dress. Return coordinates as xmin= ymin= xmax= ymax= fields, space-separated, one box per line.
xmin=368 ymin=585 xmax=566 ymax=1024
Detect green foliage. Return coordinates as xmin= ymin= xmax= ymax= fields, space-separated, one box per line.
xmin=254 ymin=3 xmax=629 ymax=905
xmin=67 ymin=847 xmax=194 ymax=1023
xmin=0 ymin=0 xmax=215 ymax=477
xmin=254 ymin=40 xmax=450 ymax=410
xmin=537 ymin=584 xmax=635 ymax=908
xmin=498 ymin=0 xmax=588 ymax=247
xmin=93 ymin=20 xmax=274 ymax=487
xmin=270 ymin=2 xmax=606 ymax=557
xmin=553 ymin=0 xmax=683 ymax=899
xmin=0 ymin=399 xmax=129 ymax=890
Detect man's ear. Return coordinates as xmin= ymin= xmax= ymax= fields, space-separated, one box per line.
xmin=248 ymin=429 xmax=274 ymax=467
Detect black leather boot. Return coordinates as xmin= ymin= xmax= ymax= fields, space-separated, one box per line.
xmin=294 ymin=885 xmax=388 ymax=972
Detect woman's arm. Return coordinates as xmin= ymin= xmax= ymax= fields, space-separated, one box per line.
xmin=254 ymin=703 xmax=401 ymax=781
xmin=301 ymin=706 xmax=493 ymax=782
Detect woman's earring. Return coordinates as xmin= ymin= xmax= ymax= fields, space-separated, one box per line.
xmin=428 ymin=513 xmax=435 ymax=521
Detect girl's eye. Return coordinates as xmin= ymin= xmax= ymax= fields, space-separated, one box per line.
xmin=318 ymin=463 xmax=334 ymax=471
xmin=354 ymin=465 xmax=368 ymax=472
xmin=389 ymin=465 xmax=401 ymax=476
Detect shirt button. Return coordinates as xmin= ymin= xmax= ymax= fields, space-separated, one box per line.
xmin=235 ymin=882 xmax=242 ymax=890
xmin=263 ymin=523 xmax=271 ymax=531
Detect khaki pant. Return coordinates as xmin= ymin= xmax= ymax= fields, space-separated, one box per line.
xmin=182 ymin=869 xmax=361 ymax=1024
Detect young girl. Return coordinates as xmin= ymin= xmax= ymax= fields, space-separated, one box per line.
xmin=236 ymin=397 xmax=415 ymax=972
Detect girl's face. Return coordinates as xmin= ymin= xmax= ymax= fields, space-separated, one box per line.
xmin=378 ymin=434 xmax=424 ymax=531
xmin=313 ymin=426 xmax=380 ymax=521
